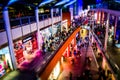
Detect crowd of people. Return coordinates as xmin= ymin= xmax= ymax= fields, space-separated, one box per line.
xmin=17 ymin=20 xmax=80 ymax=72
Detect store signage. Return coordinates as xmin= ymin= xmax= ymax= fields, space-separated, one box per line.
xmin=0 ymin=47 xmax=9 ymax=54
xmin=23 ymin=37 xmax=32 ymax=43
xmin=82 ymin=25 xmax=90 ymax=30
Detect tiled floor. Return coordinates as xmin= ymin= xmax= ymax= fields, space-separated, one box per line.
xmin=57 ymin=45 xmax=99 ymax=80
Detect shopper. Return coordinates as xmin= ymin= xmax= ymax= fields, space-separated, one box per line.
xmin=77 ymin=50 xmax=81 ymax=57
xmin=69 ymin=72 xmax=72 ymax=80
xmin=71 ymin=58 xmax=74 ymax=65
xmin=73 ymin=50 xmax=77 ymax=56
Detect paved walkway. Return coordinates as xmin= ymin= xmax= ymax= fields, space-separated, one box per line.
xmin=57 ymin=44 xmax=99 ymax=80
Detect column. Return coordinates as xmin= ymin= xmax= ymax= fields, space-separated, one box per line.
xmin=78 ymin=0 xmax=83 ymax=16
xmin=35 ymin=7 xmax=41 ymax=50
xmin=69 ymin=5 xmax=73 ymax=21
xmin=104 ymin=13 xmax=110 ymax=51
xmin=74 ymin=37 xmax=76 ymax=49
xmin=20 ymin=18 xmax=24 ymax=36
xmin=68 ymin=44 xmax=70 ymax=57
xmin=101 ymin=11 xmax=104 ymax=24
xmin=92 ymin=34 xmax=94 ymax=43
xmin=28 ymin=17 xmax=32 ymax=33
xmin=96 ymin=11 xmax=99 ymax=23
xmin=114 ymin=16 xmax=118 ymax=38
xmin=60 ymin=8 xmax=62 ymax=32
xmin=97 ymin=11 xmax=101 ymax=24
xmin=99 ymin=11 xmax=101 ymax=23
xmin=51 ymin=8 xmax=53 ymax=34
xmin=3 ymin=7 xmax=17 ymax=69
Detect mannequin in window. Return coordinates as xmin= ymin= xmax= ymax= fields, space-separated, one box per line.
xmin=25 ymin=40 xmax=33 ymax=52
xmin=23 ymin=47 xmax=36 ymax=63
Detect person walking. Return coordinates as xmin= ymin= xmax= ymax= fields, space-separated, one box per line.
xmin=69 ymin=72 xmax=72 ymax=80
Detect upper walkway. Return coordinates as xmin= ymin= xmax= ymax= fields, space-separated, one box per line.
xmin=1 ymin=17 xmax=116 ymax=80
xmin=1 ymin=23 xmax=81 ymax=80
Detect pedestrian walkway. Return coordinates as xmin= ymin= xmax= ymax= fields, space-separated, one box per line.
xmin=57 ymin=44 xmax=99 ymax=80
xmin=85 ymin=46 xmax=99 ymax=80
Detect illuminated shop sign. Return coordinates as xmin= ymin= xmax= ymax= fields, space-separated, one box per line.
xmin=48 ymin=62 xmax=60 ymax=79
xmin=0 ymin=47 xmax=9 ymax=55
xmin=82 ymin=25 xmax=90 ymax=30
xmin=22 ymin=37 xmax=32 ymax=43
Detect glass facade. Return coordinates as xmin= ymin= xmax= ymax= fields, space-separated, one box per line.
xmin=0 ymin=47 xmax=13 ymax=77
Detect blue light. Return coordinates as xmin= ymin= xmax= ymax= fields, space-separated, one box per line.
xmin=96 ymin=0 xmax=101 ymax=3
xmin=115 ymin=44 xmax=120 ymax=48
xmin=0 ymin=4 xmax=3 ymax=7
xmin=8 ymin=0 xmax=18 ymax=6
xmin=115 ymin=0 xmax=120 ymax=3
xmin=55 ymin=0 xmax=69 ymax=6
xmin=64 ymin=0 xmax=76 ymax=7
xmin=39 ymin=0 xmax=54 ymax=7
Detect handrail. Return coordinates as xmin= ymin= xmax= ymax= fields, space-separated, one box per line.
xmin=0 ymin=14 xmax=60 ymax=31
xmin=93 ymin=32 xmax=119 ymax=80
xmin=90 ymin=2 xmax=120 ymax=11
xmin=39 ymin=26 xmax=81 ymax=80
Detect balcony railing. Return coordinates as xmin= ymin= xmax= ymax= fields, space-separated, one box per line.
xmin=93 ymin=32 xmax=120 ymax=80
xmin=0 ymin=13 xmax=60 ymax=31
xmin=90 ymin=1 xmax=120 ymax=11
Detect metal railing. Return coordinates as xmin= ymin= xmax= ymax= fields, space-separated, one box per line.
xmin=0 ymin=13 xmax=60 ymax=31
xmin=93 ymin=32 xmax=120 ymax=80
xmin=90 ymin=1 xmax=120 ymax=11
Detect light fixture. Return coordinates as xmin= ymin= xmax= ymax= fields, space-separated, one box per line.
xmin=8 ymin=0 xmax=18 ymax=6
xmin=55 ymin=0 xmax=69 ymax=6
xmin=39 ymin=0 xmax=54 ymax=7
xmin=64 ymin=0 xmax=76 ymax=7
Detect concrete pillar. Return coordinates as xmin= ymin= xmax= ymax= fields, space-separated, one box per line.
xmin=69 ymin=5 xmax=73 ymax=21
xmin=99 ymin=11 xmax=101 ymax=23
xmin=3 ymin=7 xmax=17 ymax=69
xmin=35 ymin=7 xmax=41 ymax=50
xmin=51 ymin=8 xmax=53 ymax=34
xmin=101 ymin=11 xmax=104 ymax=24
xmin=74 ymin=36 xmax=76 ymax=49
xmin=68 ymin=44 xmax=70 ymax=57
xmin=104 ymin=13 xmax=110 ymax=51
xmin=60 ymin=8 xmax=62 ymax=32
xmin=97 ymin=11 xmax=101 ymax=24
xmin=78 ymin=0 xmax=83 ymax=16
xmin=28 ymin=17 xmax=32 ymax=33
xmin=114 ymin=16 xmax=118 ymax=38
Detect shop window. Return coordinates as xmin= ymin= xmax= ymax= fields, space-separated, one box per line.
xmin=14 ymin=40 xmax=24 ymax=64
xmin=0 ymin=47 xmax=13 ymax=78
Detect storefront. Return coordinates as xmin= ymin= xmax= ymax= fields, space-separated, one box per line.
xmin=14 ymin=40 xmax=24 ymax=65
xmin=115 ymin=29 xmax=120 ymax=48
xmin=61 ymin=20 xmax=68 ymax=32
xmin=41 ymin=26 xmax=52 ymax=41
xmin=108 ymin=26 xmax=114 ymax=41
xmin=13 ymin=33 xmax=38 ymax=65
xmin=0 ymin=47 xmax=13 ymax=77
xmin=48 ymin=61 xmax=61 ymax=80
xmin=80 ymin=27 xmax=89 ymax=39
xmin=114 ymin=17 xmax=120 ymax=48
xmin=41 ymin=23 xmax=61 ymax=42
xmin=63 ymin=47 xmax=69 ymax=58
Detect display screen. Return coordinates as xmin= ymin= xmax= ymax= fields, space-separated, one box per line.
xmin=0 ymin=47 xmax=9 ymax=55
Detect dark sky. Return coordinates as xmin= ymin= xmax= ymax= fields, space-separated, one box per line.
xmin=82 ymin=0 xmax=96 ymax=9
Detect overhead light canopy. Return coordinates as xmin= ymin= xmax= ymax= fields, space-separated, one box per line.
xmin=8 ymin=0 xmax=19 ymax=6
xmin=55 ymin=0 xmax=69 ymax=6
xmin=64 ymin=0 xmax=76 ymax=7
xmin=39 ymin=0 xmax=54 ymax=7
xmin=115 ymin=0 xmax=120 ymax=3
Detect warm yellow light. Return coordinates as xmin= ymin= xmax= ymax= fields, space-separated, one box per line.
xmin=48 ymin=62 xmax=60 ymax=79
xmin=53 ymin=62 xmax=60 ymax=78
